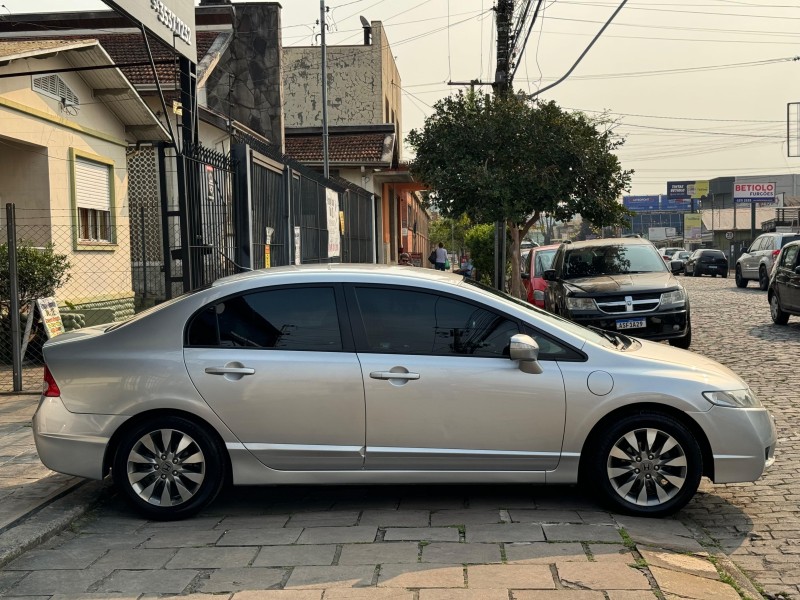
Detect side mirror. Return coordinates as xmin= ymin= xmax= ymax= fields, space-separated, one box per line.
xmin=542 ymin=269 xmax=557 ymax=282
xmin=521 ymin=272 xmax=530 ymax=281
xmin=670 ymin=260 xmax=682 ymax=273
xmin=509 ymin=333 xmax=543 ymax=374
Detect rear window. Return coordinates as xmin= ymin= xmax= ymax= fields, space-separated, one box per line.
xmin=702 ymin=250 xmax=726 ymax=258
xmin=780 ymin=234 xmax=800 ymax=248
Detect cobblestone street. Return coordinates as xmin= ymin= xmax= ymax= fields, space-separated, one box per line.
xmin=678 ymin=274 xmax=800 ymax=600
xmin=0 ymin=274 xmax=797 ymax=599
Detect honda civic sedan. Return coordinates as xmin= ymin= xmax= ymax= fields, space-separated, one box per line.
xmin=34 ymin=265 xmax=776 ymax=520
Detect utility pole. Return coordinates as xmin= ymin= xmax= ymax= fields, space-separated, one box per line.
xmin=493 ymin=0 xmax=514 ymax=290
xmin=320 ymin=1 xmax=330 ymax=178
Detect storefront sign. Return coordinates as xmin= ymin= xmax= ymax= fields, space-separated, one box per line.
xmin=102 ymin=0 xmax=196 ymax=62
xmin=326 ymin=189 xmax=340 ymax=258
xmin=684 ymin=213 xmax=702 ymax=242
xmin=734 ymin=182 xmax=777 ymax=203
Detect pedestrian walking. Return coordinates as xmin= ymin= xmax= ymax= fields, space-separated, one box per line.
xmin=435 ymin=242 xmax=448 ymax=271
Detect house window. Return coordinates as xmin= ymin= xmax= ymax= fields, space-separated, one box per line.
xmin=74 ymin=156 xmax=113 ymax=243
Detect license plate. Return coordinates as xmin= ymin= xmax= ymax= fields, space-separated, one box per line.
xmin=616 ymin=318 xmax=646 ymax=330
xmin=707 ymin=265 xmax=718 ymax=270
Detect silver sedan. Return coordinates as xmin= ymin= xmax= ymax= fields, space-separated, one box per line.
xmin=34 ymin=265 xmax=777 ymax=519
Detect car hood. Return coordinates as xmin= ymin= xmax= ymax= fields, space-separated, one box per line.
xmin=627 ymin=338 xmax=745 ymax=387
xmin=565 ymin=271 xmax=677 ymax=295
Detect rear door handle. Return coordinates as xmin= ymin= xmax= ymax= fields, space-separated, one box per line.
xmin=369 ymin=371 xmax=420 ymax=381
xmin=205 ymin=366 xmax=255 ymax=375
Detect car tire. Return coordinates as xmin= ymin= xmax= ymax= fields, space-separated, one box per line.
xmin=722 ymin=270 xmax=728 ymax=279
xmin=759 ymin=266 xmax=769 ymax=291
xmin=583 ymin=411 xmax=702 ymax=517
xmin=770 ymin=293 xmax=790 ymax=325
xmin=112 ymin=415 xmax=226 ymax=520
xmin=668 ymin=318 xmax=691 ymax=349
xmin=692 ymin=267 xmax=700 ymax=277
xmin=735 ymin=266 xmax=747 ymax=288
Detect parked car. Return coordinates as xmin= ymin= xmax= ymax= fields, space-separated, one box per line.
xmin=736 ymin=232 xmax=800 ymax=290
xmin=521 ymin=244 xmax=560 ymax=308
xmin=672 ymin=251 xmax=691 ymax=274
xmin=34 ymin=265 xmax=775 ymax=519
xmin=767 ymin=239 xmax=800 ymax=324
xmin=684 ymin=249 xmax=729 ymax=278
xmin=662 ymin=247 xmax=686 ymax=259
xmin=542 ymin=237 xmax=691 ymax=348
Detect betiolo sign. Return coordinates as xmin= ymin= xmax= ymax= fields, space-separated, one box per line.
xmin=733 ymin=182 xmax=777 ymax=203
xmin=102 ymin=0 xmax=196 ymax=63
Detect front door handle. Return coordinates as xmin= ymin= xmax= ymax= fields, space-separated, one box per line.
xmin=369 ymin=371 xmax=420 ymax=381
xmin=205 ymin=366 xmax=255 ymax=376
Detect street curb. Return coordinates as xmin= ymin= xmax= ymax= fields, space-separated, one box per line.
xmin=0 ymin=480 xmax=108 ymax=569
xmin=713 ymin=551 xmax=767 ymax=600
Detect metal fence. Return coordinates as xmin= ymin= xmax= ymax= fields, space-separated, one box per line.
xmin=2 ymin=205 xmax=137 ymax=392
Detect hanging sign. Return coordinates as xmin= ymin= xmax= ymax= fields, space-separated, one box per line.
xmin=36 ymin=297 xmax=64 ymax=339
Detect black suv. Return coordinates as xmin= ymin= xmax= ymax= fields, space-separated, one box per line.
xmin=543 ymin=238 xmax=691 ymax=348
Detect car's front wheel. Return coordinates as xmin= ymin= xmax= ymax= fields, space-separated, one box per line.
xmin=759 ymin=266 xmax=769 ymax=291
xmin=112 ymin=416 xmax=226 ymax=520
xmin=735 ymin=266 xmax=747 ymax=288
xmin=770 ymin=293 xmax=790 ymax=325
xmin=585 ymin=412 xmax=702 ymax=517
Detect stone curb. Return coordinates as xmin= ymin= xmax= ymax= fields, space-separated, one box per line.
xmin=0 ymin=480 xmax=108 ymax=569
xmin=712 ymin=551 xmax=768 ymax=600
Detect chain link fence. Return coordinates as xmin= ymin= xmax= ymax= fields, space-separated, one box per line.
xmin=2 ymin=205 xmax=139 ymax=392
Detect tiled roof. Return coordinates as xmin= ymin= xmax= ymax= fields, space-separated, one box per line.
xmin=2 ymin=32 xmax=222 ymax=86
xmin=286 ymin=132 xmax=394 ymax=165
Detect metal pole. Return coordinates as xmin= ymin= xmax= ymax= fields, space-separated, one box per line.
xmin=320 ymin=0 xmax=330 ymax=179
xmin=6 ymin=203 xmax=22 ymax=392
xmin=140 ymin=205 xmax=148 ymax=302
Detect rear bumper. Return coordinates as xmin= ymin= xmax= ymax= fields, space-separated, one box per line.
xmin=33 ymin=396 xmax=127 ymax=480
xmin=568 ymin=307 xmax=689 ymax=341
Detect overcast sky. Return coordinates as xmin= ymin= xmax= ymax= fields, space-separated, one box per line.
xmin=7 ymin=0 xmax=800 ymax=195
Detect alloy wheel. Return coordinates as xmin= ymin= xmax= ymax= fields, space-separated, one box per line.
xmin=606 ymin=427 xmax=687 ymax=507
xmin=126 ymin=428 xmax=206 ymax=507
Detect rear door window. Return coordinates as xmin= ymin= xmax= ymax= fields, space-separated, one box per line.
xmin=781 ymin=245 xmax=799 ymax=269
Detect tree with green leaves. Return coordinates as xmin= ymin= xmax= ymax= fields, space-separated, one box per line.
xmin=407 ymin=91 xmax=632 ymax=297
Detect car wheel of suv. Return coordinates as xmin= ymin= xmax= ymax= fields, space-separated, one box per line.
xmin=722 ymin=270 xmax=728 ymax=279
xmin=770 ymin=293 xmax=790 ymax=325
xmin=692 ymin=267 xmax=700 ymax=277
xmin=735 ymin=266 xmax=747 ymax=288
xmin=668 ymin=318 xmax=691 ymax=349
xmin=113 ymin=416 xmax=226 ymax=520
xmin=585 ymin=412 xmax=702 ymax=517
xmin=759 ymin=266 xmax=769 ymax=291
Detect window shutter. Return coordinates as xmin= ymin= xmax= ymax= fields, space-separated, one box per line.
xmin=75 ymin=158 xmax=111 ymax=211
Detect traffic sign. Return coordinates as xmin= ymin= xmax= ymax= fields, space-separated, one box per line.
xmin=725 ymin=231 xmax=734 ymax=240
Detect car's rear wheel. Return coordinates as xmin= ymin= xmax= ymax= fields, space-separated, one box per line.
xmin=721 ymin=270 xmax=728 ymax=279
xmin=770 ymin=293 xmax=790 ymax=325
xmin=759 ymin=266 xmax=769 ymax=291
xmin=735 ymin=266 xmax=747 ymax=288
xmin=585 ymin=412 xmax=702 ymax=517
xmin=113 ymin=416 xmax=226 ymax=520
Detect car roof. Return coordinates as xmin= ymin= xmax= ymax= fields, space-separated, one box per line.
xmin=560 ymin=237 xmax=654 ymax=250
xmin=210 ymin=263 xmax=466 ymax=288
xmin=533 ymin=244 xmax=560 ymax=252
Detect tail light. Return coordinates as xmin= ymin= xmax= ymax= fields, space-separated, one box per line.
xmin=43 ymin=366 xmax=61 ymax=397
xmin=772 ymin=249 xmax=781 ymax=258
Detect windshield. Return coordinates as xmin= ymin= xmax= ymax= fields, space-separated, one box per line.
xmin=563 ymin=244 xmax=667 ymax=279
xmin=533 ymin=249 xmax=556 ymax=276
xmin=463 ymin=279 xmax=617 ymax=349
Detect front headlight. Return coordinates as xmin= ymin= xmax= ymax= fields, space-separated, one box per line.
xmin=566 ymin=296 xmax=596 ymax=311
xmin=702 ymin=389 xmax=762 ymax=408
xmin=660 ymin=288 xmax=686 ymax=308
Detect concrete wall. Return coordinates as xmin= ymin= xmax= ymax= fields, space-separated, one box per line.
xmin=283 ymin=22 xmax=402 ymax=155
xmin=0 ymin=54 xmax=133 ymax=309
xmin=205 ymin=3 xmax=284 ymax=149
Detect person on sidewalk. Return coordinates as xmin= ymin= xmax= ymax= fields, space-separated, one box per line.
xmin=399 ymin=252 xmax=413 ymax=266
xmin=434 ymin=242 xmax=448 ymax=271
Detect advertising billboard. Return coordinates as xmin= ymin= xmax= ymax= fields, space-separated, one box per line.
xmin=623 ymin=195 xmax=660 ymax=212
xmin=733 ymin=182 xmax=777 ymax=203
xmin=684 ymin=213 xmax=702 ymax=242
xmin=667 ymin=180 xmax=709 ymax=200
xmin=661 ymin=197 xmax=693 ymax=212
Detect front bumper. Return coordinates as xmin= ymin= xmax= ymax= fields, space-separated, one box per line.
xmin=33 ymin=396 xmax=128 ymax=480
xmin=692 ymin=405 xmax=777 ymax=483
xmin=568 ymin=307 xmax=689 ymax=341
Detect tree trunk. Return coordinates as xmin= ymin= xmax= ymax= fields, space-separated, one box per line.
xmin=508 ymin=222 xmax=522 ymax=299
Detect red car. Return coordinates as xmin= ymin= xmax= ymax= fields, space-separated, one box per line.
xmin=522 ymin=244 xmax=560 ymax=308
